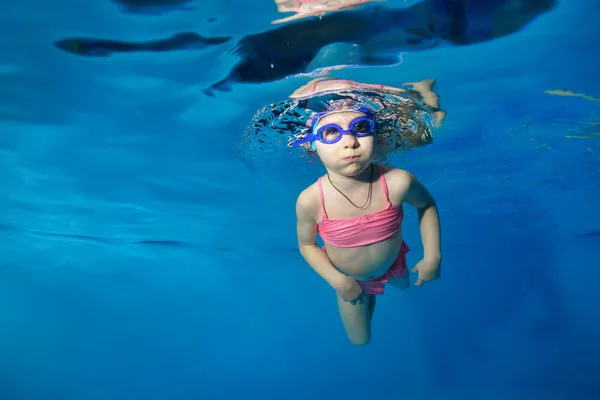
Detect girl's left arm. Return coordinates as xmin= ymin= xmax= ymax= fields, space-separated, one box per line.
xmin=402 ymin=172 xmax=442 ymax=263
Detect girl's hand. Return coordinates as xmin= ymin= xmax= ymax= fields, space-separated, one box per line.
xmin=412 ymin=257 xmax=441 ymax=286
xmin=336 ymin=278 xmax=366 ymax=304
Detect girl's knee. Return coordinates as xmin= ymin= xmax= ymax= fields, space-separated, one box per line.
xmin=347 ymin=332 xmax=371 ymax=346
xmin=388 ymin=276 xmax=409 ymax=290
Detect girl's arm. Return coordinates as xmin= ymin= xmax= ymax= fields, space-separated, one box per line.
xmin=402 ymin=172 xmax=442 ymax=262
xmin=295 ymin=188 xmax=354 ymax=291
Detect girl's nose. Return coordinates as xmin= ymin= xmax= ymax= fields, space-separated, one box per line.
xmin=342 ymin=133 xmax=359 ymax=149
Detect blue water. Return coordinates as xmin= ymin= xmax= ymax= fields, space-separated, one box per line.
xmin=1 ymin=0 xmax=600 ymax=399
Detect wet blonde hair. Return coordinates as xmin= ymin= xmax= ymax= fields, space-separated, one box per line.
xmin=241 ymin=85 xmax=441 ymax=164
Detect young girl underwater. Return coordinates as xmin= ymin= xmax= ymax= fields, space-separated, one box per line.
xmin=290 ymin=79 xmax=444 ymax=346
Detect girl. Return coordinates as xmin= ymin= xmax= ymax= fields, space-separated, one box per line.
xmin=293 ymin=99 xmax=442 ymax=346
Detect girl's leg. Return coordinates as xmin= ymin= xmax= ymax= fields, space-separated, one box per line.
xmin=387 ymin=273 xmax=410 ymax=290
xmin=336 ymin=292 xmax=376 ymax=346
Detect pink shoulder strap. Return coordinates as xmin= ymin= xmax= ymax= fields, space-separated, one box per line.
xmin=377 ymin=165 xmax=392 ymax=206
xmin=317 ymin=177 xmax=328 ymax=219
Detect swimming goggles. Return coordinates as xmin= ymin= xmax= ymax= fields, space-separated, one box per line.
xmin=290 ymin=107 xmax=377 ymax=147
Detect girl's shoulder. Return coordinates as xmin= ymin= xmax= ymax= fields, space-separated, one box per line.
xmin=378 ymin=164 xmax=414 ymax=181
xmin=295 ymin=179 xmax=321 ymax=216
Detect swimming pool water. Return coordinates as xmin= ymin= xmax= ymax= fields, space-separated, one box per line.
xmin=1 ymin=0 xmax=599 ymax=399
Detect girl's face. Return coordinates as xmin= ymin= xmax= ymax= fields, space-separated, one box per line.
xmin=313 ymin=110 xmax=376 ymax=177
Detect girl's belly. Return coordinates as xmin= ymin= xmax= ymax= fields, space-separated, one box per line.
xmin=324 ymin=231 xmax=404 ymax=281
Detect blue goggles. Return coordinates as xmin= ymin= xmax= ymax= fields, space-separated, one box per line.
xmin=290 ymin=107 xmax=377 ymax=147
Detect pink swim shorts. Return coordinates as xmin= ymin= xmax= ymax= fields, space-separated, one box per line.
xmin=324 ymin=241 xmax=410 ymax=295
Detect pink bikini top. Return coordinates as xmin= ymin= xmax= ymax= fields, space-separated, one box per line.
xmin=317 ymin=165 xmax=404 ymax=248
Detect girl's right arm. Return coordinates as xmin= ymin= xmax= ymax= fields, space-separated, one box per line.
xmin=295 ymin=188 xmax=354 ymax=292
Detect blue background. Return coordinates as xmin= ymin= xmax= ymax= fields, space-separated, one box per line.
xmin=1 ymin=0 xmax=599 ymax=399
